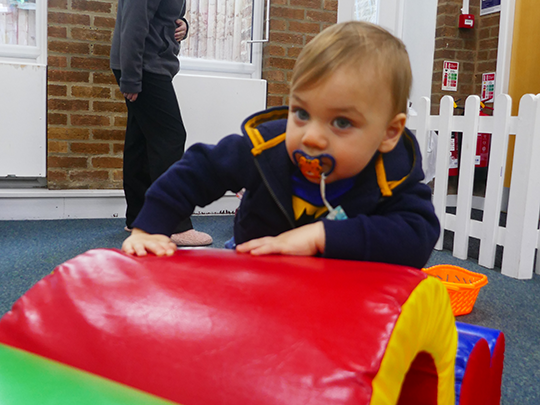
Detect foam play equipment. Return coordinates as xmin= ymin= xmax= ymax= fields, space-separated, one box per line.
xmin=455 ymin=322 xmax=505 ymax=405
xmin=0 ymin=342 xmax=175 ymax=405
xmin=0 ymin=248 xmax=460 ymax=404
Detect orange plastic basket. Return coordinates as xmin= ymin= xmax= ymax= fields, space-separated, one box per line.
xmin=422 ymin=265 xmax=488 ymax=316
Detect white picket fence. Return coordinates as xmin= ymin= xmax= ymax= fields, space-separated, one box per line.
xmin=407 ymin=94 xmax=540 ymax=280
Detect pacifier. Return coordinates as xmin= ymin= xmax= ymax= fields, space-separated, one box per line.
xmin=292 ymin=150 xmax=347 ymax=220
xmin=292 ymin=150 xmax=335 ymax=182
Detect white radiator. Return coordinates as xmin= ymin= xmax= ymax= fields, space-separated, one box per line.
xmin=174 ymin=73 xmax=267 ymax=149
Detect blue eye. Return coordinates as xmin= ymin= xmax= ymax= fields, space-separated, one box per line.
xmin=295 ymin=109 xmax=309 ymax=121
xmin=333 ymin=117 xmax=351 ymax=129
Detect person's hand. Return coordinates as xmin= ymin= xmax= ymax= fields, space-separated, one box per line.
xmin=122 ymin=92 xmax=138 ymax=102
xmin=236 ymin=222 xmax=326 ymax=256
xmin=175 ymin=19 xmax=187 ymax=42
xmin=122 ymin=228 xmax=177 ymax=257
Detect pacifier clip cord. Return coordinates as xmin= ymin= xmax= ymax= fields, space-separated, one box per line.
xmin=320 ymin=173 xmax=348 ymax=220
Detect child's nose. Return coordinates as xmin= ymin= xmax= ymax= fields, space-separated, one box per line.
xmin=302 ymin=124 xmax=328 ymax=150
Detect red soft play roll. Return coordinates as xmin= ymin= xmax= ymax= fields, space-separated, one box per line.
xmin=0 ymin=248 xmax=454 ymax=405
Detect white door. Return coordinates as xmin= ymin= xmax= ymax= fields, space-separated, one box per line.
xmin=337 ymin=0 xmax=437 ymax=112
xmin=0 ymin=0 xmax=47 ymax=178
xmin=174 ymin=0 xmax=267 ymax=148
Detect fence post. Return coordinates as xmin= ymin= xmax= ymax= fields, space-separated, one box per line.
xmin=453 ymin=96 xmax=481 ymax=260
xmin=502 ymin=94 xmax=540 ymax=279
xmin=432 ymin=96 xmax=454 ymax=250
xmin=414 ymin=97 xmax=431 ymax=174
xmin=478 ymin=94 xmax=512 ymax=269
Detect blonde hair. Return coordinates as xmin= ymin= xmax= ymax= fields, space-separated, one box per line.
xmin=291 ymin=21 xmax=412 ymax=117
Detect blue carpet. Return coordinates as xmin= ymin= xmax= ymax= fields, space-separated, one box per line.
xmin=1 ymin=216 xmax=538 ymax=404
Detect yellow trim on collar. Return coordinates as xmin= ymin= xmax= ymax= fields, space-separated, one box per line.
xmin=244 ymin=109 xmax=289 ymax=156
xmin=251 ymin=133 xmax=286 ymax=156
xmin=387 ymin=177 xmax=407 ymax=191
xmin=245 ymin=126 xmax=265 ymax=149
xmin=375 ymin=154 xmax=393 ymax=197
xmin=375 ymin=132 xmax=418 ymax=197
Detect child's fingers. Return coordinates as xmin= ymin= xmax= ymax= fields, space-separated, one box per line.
xmin=237 ymin=237 xmax=280 ymax=255
xmin=122 ymin=238 xmax=142 ymax=256
xmin=122 ymin=233 xmax=177 ymax=257
xmin=147 ymin=241 xmax=177 ymax=257
xmin=236 ymin=237 xmax=270 ymax=253
xmin=163 ymin=242 xmax=177 ymax=256
xmin=132 ymin=242 xmax=149 ymax=257
xmin=121 ymin=241 xmax=135 ymax=255
xmin=249 ymin=244 xmax=281 ymax=256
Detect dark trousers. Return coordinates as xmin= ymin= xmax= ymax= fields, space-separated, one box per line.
xmin=113 ymin=69 xmax=192 ymax=233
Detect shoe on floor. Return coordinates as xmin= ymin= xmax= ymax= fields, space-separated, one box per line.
xmin=224 ymin=236 xmax=236 ymax=249
xmin=170 ymin=229 xmax=213 ymax=246
xmin=124 ymin=226 xmax=133 ymax=232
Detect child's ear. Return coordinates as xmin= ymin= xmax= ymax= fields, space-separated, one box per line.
xmin=378 ymin=113 xmax=407 ymax=153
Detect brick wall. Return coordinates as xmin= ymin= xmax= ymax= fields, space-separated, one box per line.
xmin=263 ymin=0 xmax=337 ymax=107
xmin=47 ymin=0 xmax=125 ymax=189
xmin=431 ymin=0 xmax=499 ymax=114
xmin=475 ymin=11 xmax=500 ymax=97
xmin=46 ymin=0 xmax=336 ymax=189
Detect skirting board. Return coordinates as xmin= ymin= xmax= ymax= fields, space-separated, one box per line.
xmin=0 ymin=190 xmax=239 ymax=221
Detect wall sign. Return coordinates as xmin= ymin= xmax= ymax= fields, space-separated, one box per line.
xmin=481 ymin=0 xmax=501 ymax=16
xmin=442 ymin=61 xmax=459 ymax=92
xmin=481 ymin=72 xmax=496 ymax=102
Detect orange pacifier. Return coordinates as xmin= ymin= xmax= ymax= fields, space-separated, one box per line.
xmin=292 ymin=150 xmax=335 ymax=182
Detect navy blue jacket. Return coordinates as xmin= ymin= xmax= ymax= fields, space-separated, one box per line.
xmin=133 ymin=107 xmax=440 ymax=268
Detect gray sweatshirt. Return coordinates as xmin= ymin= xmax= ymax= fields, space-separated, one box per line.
xmin=110 ymin=0 xmax=188 ymax=94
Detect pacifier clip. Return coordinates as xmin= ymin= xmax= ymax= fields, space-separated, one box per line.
xmin=320 ymin=173 xmax=348 ymax=220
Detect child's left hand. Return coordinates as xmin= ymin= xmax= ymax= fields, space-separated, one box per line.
xmin=236 ymin=222 xmax=325 ymax=256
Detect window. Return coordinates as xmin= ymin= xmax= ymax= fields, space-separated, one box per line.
xmin=179 ymin=0 xmax=264 ymax=79
xmin=182 ymin=0 xmax=253 ymax=63
xmin=0 ymin=0 xmax=44 ymax=61
xmin=0 ymin=0 xmax=36 ymax=46
xmin=354 ymin=0 xmax=378 ymax=23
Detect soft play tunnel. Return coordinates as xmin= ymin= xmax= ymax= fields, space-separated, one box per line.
xmin=0 ymin=248 xmax=458 ymax=404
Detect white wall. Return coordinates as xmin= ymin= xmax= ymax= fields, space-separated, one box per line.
xmin=401 ymin=0 xmax=438 ymax=111
xmin=0 ymin=61 xmax=46 ymax=177
xmin=337 ymin=0 xmax=437 ymax=113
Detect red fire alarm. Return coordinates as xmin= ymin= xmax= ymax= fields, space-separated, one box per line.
xmin=459 ymin=14 xmax=475 ymax=29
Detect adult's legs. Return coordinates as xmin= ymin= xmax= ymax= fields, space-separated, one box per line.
xmin=122 ymin=95 xmax=152 ymax=228
xmin=114 ymin=70 xmax=193 ymax=233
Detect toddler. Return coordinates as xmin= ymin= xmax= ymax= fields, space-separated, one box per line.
xmin=122 ymin=21 xmax=440 ymax=269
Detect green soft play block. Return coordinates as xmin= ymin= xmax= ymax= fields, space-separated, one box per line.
xmin=0 ymin=343 xmax=180 ymax=405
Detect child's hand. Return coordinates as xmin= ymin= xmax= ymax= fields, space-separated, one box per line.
xmin=236 ymin=222 xmax=325 ymax=256
xmin=122 ymin=228 xmax=177 ymax=257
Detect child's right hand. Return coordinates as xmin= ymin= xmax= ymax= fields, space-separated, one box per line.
xmin=122 ymin=228 xmax=177 ymax=257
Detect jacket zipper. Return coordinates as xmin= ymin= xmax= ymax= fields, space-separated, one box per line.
xmin=254 ymin=158 xmax=295 ymax=229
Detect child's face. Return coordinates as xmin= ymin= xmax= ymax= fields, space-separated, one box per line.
xmin=286 ymin=65 xmax=404 ymax=184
